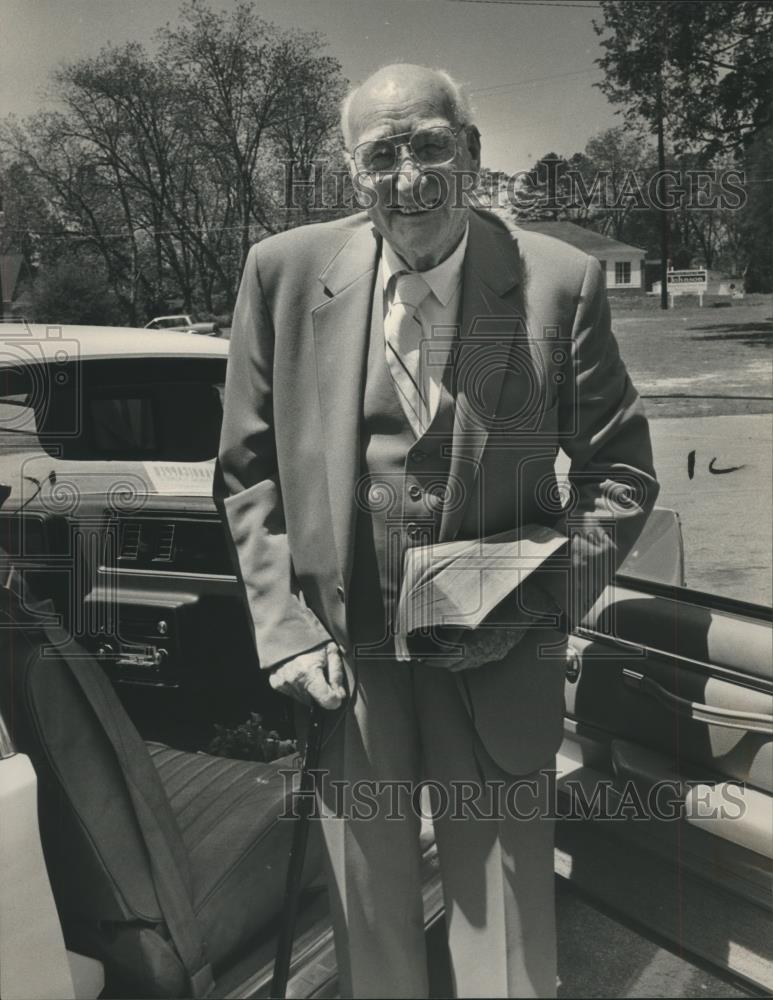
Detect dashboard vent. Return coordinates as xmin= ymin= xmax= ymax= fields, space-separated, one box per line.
xmin=104 ymin=514 xmax=232 ymax=575
xmin=153 ymin=523 xmax=176 ymax=563
xmin=118 ymin=520 xmax=141 ymax=561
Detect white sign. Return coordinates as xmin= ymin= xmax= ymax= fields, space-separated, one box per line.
xmin=667 ymin=269 xmax=708 ymax=289
xmin=667 ymin=269 xmax=708 ymax=305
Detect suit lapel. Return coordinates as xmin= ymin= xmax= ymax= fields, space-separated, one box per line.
xmin=311 ymin=213 xmax=525 ymax=581
xmin=439 ymin=213 xmax=524 ymax=542
xmin=312 ymin=222 xmax=380 ymax=590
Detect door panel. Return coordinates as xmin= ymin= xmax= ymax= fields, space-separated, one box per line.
xmin=557 ymin=575 xmax=773 ymax=991
xmin=565 ymin=626 xmax=773 ymax=792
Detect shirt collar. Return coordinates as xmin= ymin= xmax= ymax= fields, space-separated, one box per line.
xmin=381 ymin=222 xmax=469 ymax=308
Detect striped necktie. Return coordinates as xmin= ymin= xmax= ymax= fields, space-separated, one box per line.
xmin=384 ymin=271 xmax=432 ymax=438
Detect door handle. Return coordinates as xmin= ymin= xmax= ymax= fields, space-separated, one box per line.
xmin=565 ymin=643 xmax=582 ymax=684
xmin=622 ymin=669 xmax=773 ymax=735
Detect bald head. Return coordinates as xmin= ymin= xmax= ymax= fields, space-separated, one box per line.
xmin=341 ymin=64 xmax=473 ymax=149
xmin=340 ymin=62 xmax=480 ymax=271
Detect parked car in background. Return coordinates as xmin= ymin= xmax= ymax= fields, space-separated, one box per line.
xmin=0 ymin=323 xmax=770 ymax=999
xmin=144 ymin=314 xmax=221 ymax=336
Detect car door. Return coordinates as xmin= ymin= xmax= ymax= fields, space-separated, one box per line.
xmin=554 ymin=397 xmax=773 ymax=994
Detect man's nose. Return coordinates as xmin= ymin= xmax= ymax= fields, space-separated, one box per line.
xmin=395 ymin=147 xmax=421 ymax=180
xmin=394 ymin=149 xmax=425 ymax=198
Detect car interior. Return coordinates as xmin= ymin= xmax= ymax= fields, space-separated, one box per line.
xmin=0 ymin=352 xmax=771 ymax=999
xmin=0 ymin=565 xmax=325 ymax=999
xmin=0 ymin=356 xmax=333 ymax=998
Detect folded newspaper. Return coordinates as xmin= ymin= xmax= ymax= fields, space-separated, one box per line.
xmin=394 ymin=524 xmax=567 ymax=660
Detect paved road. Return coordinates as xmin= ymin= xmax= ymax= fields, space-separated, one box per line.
xmin=554 ymin=410 xmax=772 ymax=607
xmin=556 ymin=887 xmax=749 ymax=999
xmin=647 ymin=412 xmax=772 ymax=606
xmin=607 ymin=301 xmax=772 ymax=606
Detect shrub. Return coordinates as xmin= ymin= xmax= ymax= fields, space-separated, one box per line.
xmin=30 ymin=258 xmax=122 ymax=325
xmin=206 ymin=712 xmax=296 ymax=763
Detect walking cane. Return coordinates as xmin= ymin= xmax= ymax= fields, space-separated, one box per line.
xmin=270 ymin=700 xmax=325 ymax=999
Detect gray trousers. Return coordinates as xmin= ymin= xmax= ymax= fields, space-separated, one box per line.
xmin=314 ymin=658 xmax=557 ymax=999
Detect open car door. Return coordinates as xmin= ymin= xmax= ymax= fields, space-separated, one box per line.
xmin=556 ymin=502 xmax=772 ymax=994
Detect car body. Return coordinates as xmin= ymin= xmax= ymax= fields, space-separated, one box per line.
xmin=144 ymin=314 xmax=221 ymax=336
xmin=0 ymin=324 xmax=770 ymax=999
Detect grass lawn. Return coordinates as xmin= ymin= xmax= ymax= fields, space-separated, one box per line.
xmin=610 ymin=295 xmax=773 ymax=420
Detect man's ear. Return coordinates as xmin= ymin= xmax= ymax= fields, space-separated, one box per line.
xmin=465 ymin=125 xmax=482 ymax=170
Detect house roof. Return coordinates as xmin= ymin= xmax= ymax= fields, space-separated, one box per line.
xmin=516 ymin=220 xmax=645 ymax=257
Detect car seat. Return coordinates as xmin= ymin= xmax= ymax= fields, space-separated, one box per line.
xmin=0 ymin=581 xmax=322 ymax=998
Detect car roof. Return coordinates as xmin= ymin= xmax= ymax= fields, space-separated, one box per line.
xmin=0 ymin=323 xmax=229 ymax=365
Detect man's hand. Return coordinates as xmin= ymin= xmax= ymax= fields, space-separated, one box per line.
xmin=413 ymin=582 xmax=565 ymax=672
xmin=419 ymin=624 xmax=529 ymax=672
xmin=268 ymin=641 xmax=347 ymax=709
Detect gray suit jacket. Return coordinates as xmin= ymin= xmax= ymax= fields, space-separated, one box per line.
xmin=214 ymin=208 xmax=660 ymax=773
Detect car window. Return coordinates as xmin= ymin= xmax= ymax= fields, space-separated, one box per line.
xmin=152 ymin=317 xmax=191 ymax=329
xmin=89 ymin=395 xmax=158 ymax=454
xmin=0 ymin=391 xmax=39 ymax=439
xmin=0 ymin=359 xmax=227 ymax=503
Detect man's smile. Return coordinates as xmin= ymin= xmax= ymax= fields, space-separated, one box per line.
xmin=392 ymin=203 xmax=441 ymax=216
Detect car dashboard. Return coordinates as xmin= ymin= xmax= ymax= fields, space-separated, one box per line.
xmin=0 ymin=489 xmax=283 ymax=749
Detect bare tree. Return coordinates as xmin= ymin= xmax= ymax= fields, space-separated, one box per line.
xmin=0 ymin=1 xmax=348 ymax=324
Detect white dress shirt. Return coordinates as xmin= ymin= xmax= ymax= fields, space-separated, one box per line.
xmin=381 ymin=223 xmax=469 ymax=425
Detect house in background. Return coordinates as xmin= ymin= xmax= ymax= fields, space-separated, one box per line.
xmin=516 ymin=220 xmax=646 ymax=295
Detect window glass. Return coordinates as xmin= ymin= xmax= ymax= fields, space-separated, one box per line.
xmin=154 ymin=317 xmax=189 ymax=329
xmin=0 ymin=359 xmax=227 ymax=503
xmin=89 ymin=396 xmax=157 ymax=455
xmin=615 ymin=261 xmax=631 ymax=285
xmin=0 ymin=391 xmax=38 ymax=440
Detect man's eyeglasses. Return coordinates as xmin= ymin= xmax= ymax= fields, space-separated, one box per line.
xmin=351 ymin=125 xmax=465 ymax=175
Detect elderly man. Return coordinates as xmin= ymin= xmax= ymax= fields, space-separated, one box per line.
xmin=215 ymin=64 xmax=659 ymax=998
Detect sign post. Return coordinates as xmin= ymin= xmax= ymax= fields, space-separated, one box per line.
xmin=667 ymin=269 xmax=708 ymax=307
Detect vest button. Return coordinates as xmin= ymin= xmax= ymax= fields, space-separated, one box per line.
xmin=336 ymin=585 xmax=345 ymax=602
xmin=410 ymin=448 xmax=427 ymax=463
xmin=408 ymin=484 xmax=422 ymax=501
xmin=427 ymin=491 xmax=445 ymax=511
xmin=406 ymin=522 xmax=421 ymax=539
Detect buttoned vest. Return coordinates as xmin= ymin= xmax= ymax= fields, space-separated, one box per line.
xmin=347 ymin=276 xmax=458 ymax=661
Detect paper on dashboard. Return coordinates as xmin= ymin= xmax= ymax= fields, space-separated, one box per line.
xmin=394 ymin=524 xmax=566 ymax=659
xmin=143 ymin=460 xmax=215 ymax=496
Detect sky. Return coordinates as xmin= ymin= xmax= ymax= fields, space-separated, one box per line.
xmin=0 ymin=0 xmax=622 ymax=174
